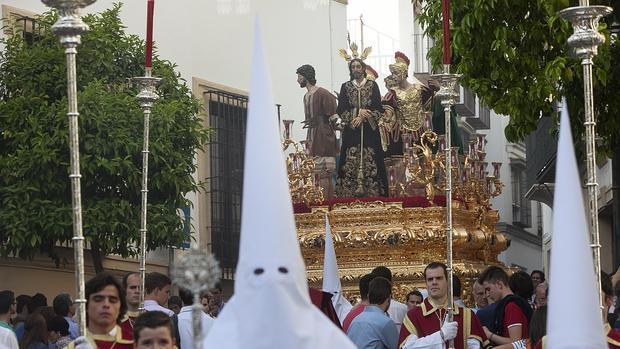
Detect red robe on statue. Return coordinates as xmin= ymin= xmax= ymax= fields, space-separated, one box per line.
xmin=398 ymin=298 xmax=487 ymax=349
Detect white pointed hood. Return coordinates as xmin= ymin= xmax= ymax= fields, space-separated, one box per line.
xmin=322 ymin=213 xmax=352 ymax=322
xmin=546 ymin=98 xmax=606 ymax=348
xmin=202 ymin=19 xmax=356 ymax=349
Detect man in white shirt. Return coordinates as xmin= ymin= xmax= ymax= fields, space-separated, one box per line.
xmin=372 ymin=266 xmax=408 ymax=332
xmin=144 ymin=272 xmax=174 ymax=316
xmin=0 ymin=290 xmax=18 ymax=349
xmin=177 ymin=288 xmax=214 ymax=349
xmin=0 ymin=326 xmax=18 ymax=349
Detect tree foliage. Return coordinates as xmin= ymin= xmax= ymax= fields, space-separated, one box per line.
xmin=418 ymin=0 xmax=620 ymax=154
xmin=0 ymin=4 xmax=209 ymax=267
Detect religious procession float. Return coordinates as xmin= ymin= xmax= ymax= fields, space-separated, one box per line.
xmin=286 ymin=44 xmax=507 ymax=303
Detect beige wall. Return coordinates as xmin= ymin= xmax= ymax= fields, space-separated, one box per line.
xmin=0 ymin=248 xmax=168 ymax=298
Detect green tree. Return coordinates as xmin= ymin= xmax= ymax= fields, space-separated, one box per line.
xmin=418 ymin=0 xmax=619 ymax=154
xmin=0 ymin=4 xmax=209 ymax=272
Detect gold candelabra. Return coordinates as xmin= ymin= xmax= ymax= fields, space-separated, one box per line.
xmin=458 ymin=136 xmax=504 ymax=208
xmin=282 ymin=120 xmax=324 ymax=206
xmin=387 ymin=113 xmax=503 ymax=207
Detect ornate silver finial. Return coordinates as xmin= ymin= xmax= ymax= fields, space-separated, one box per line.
xmin=130 ymin=74 xmax=162 ymax=313
xmin=42 ymin=0 xmax=95 ymax=47
xmin=559 ymin=6 xmax=613 ymax=60
xmin=41 ymin=0 xmax=96 ymax=337
xmin=173 ymin=248 xmax=221 ymax=293
xmin=557 ymin=3 xmax=611 ymax=310
xmin=132 ymin=76 xmax=162 ymax=109
xmin=431 ymin=70 xmax=460 ymax=347
xmin=431 ymin=72 xmax=461 ymax=109
xmin=172 ymin=248 xmax=221 ymax=349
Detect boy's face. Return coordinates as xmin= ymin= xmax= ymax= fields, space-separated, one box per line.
xmin=88 ymin=285 xmax=121 ymax=333
xmin=134 ymin=326 xmax=174 ymax=349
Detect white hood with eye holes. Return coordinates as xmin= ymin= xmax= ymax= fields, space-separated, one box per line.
xmin=202 ymin=19 xmax=356 ymax=349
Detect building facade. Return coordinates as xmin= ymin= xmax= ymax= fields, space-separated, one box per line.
xmin=0 ymin=0 xmax=349 ymax=296
xmin=526 ymin=112 xmax=615 ymax=274
xmin=396 ymin=0 xmax=543 ymax=271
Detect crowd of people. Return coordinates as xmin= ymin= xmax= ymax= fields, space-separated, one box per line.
xmin=0 ymin=271 xmax=225 ymax=349
xmin=340 ymin=263 xmax=620 ymax=349
xmin=2 ymin=263 xmax=618 ymax=349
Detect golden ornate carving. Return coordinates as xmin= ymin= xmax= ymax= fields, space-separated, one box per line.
xmin=284 ymin=121 xmax=508 ymax=306
xmin=282 ymin=120 xmax=324 ymax=206
xmin=296 ymin=200 xmax=508 ymax=305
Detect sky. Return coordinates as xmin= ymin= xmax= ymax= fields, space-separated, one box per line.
xmin=347 ymin=0 xmax=399 ymax=45
xmin=346 ymin=0 xmax=401 ymax=93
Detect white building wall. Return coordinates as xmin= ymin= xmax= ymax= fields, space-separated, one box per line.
xmin=1 ymin=0 xmax=348 ymax=143
xmin=2 ymin=0 xmax=349 ymax=248
xmin=481 ymin=112 xmax=543 ymax=270
xmin=482 ymin=112 xmax=513 ymax=223
xmin=539 ymin=158 xmax=614 ymax=274
xmin=498 ymin=238 xmax=543 ymax=272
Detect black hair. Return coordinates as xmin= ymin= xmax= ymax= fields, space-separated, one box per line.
xmin=52 ymin=293 xmax=72 ymax=317
xmin=296 ymin=64 xmax=317 ymax=85
xmin=424 ymin=262 xmax=448 ymax=280
xmin=179 ymin=288 xmax=194 ymax=306
xmin=145 ymin=272 xmax=172 ymax=294
xmin=509 ymin=270 xmax=534 ymax=300
xmin=530 ymin=270 xmax=545 ymax=282
xmin=371 ymin=266 xmax=393 ymax=282
xmin=478 ymin=266 xmax=509 ymax=286
xmin=359 ymin=273 xmax=379 ymax=300
xmin=406 ymin=290 xmax=423 ymax=301
xmin=368 ymin=277 xmax=392 ymax=305
xmin=0 ymin=290 xmax=15 ymax=314
xmin=133 ymin=311 xmax=174 ymax=343
xmin=16 ymin=295 xmax=31 ymax=314
xmin=47 ymin=315 xmax=70 ymax=336
xmin=168 ymin=296 xmax=182 ymax=308
xmin=85 ymin=272 xmax=127 ymax=324
xmin=28 ymin=293 xmax=47 ymax=313
xmin=348 ymin=58 xmax=367 ymax=81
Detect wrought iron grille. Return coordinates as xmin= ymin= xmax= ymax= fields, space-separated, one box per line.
xmin=14 ymin=15 xmax=40 ymax=45
xmin=204 ymin=90 xmax=247 ymax=277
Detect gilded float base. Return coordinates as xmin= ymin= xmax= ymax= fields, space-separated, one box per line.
xmin=296 ymin=199 xmax=508 ymax=304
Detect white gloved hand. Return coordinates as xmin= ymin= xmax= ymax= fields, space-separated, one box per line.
xmin=440 ymin=317 xmax=459 ymax=341
xmin=73 ymin=336 xmax=95 ymax=349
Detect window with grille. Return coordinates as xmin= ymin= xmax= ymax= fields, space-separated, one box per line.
xmin=2 ymin=5 xmax=40 ymax=44
xmin=204 ymin=90 xmax=247 ymax=274
xmin=511 ymin=166 xmax=531 ymax=227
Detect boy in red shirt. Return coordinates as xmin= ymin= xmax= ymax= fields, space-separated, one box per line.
xmin=478 ymin=266 xmax=532 ymax=346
